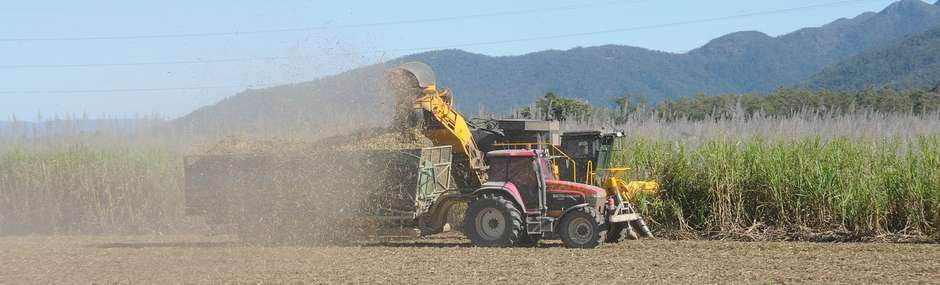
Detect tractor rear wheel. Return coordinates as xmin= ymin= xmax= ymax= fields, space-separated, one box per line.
xmin=559 ymin=207 xmax=606 ymax=248
xmin=464 ymin=194 xmax=523 ymax=247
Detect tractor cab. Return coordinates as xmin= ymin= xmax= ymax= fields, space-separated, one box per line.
xmin=483 ymin=150 xmax=553 ymax=212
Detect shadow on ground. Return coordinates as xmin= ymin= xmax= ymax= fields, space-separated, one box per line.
xmin=357 ymin=237 xmax=567 ymax=248
xmin=88 ymin=233 xmax=571 ymax=249
xmin=92 ymin=241 xmax=239 ymax=249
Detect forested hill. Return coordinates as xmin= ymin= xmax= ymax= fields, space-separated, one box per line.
xmin=176 ymin=0 xmax=940 ymax=134
xmin=807 ymin=25 xmax=940 ymax=90
xmin=402 ymin=0 xmax=940 ymax=110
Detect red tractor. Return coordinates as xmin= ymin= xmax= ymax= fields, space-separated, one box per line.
xmin=464 ymin=149 xmax=622 ymax=248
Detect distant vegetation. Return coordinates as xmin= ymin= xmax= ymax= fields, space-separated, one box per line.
xmin=513 ymin=85 xmax=940 ymax=124
xmin=518 ymin=92 xmax=593 ymax=121
xmin=0 ymin=142 xmax=182 ymax=235
xmin=643 ymin=86 xmax=940 ymax=121
xmin=0 ymin=123 xmax=194 ymax=236
xmin=606 ymin=109 xmax=940 ymax=238
xmin=622 ymin=136 xmax=940 ymax=238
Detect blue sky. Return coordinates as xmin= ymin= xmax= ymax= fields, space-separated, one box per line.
xmin=0 ymin=0 xmax=905 ymax=120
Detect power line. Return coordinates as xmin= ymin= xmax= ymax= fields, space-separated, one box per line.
xmin=0 ymin=0 xmax=641 ymax=42
xmin=0 ymin=56 xmax=305 ymax=69
xmin=0 ymin=0 xmax=888 ymax=96
xmin=0 ymin=84 xmax=276 ymax=94
xmin=0 ymin=0 xmax=885 ymax=70
xmin=378 ymin=0 xmax=885 ymax=53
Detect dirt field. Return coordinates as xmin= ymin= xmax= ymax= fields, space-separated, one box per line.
xmin=1 ymin=234 xmax=938 ymax=284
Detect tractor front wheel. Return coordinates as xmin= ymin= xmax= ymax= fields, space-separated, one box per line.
xmin=559 ymin=207 xmax=606 ymax=248
xmin=464 ymin=194 xmax=523 ymax=247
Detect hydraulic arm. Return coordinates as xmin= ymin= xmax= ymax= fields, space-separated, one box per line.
xmin=387 ymin=62 xmax=488 ymax=187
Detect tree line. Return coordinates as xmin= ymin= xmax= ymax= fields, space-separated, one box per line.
xmin=516 ymin=85 xmax=940 ymax=122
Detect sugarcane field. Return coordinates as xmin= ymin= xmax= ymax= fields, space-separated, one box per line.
xmin=4 ymin=1 xmax=940 ymax=284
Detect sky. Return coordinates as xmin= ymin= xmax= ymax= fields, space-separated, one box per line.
xmin=0 ymin=0 xmax=908 ymax=120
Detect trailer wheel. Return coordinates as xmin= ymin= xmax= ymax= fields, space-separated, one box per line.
xmin=559 ymin=207 xmax=606 ymax=249
xmin=605 ymin=222 xmax=638 ymax=243
xmin=464 ymin=194 xmax=523 ymax=247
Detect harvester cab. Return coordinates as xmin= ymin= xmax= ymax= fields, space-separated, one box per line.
xmin=559 ymin=131 xmax=658 ymax=239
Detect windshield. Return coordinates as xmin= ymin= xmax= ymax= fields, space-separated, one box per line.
xmin=563 ymin=137 xmax=595 ymax=159
xmin=489 ymin=157 xmax=541 ymax=209
xmin=488 ymin=157 xmax=537 ymax=184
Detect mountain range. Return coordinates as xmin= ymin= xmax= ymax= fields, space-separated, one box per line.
xmin=177 ymin=0 xmax=940 ymax=134
xmin=807 ymin=24 xmax=940 ymax=90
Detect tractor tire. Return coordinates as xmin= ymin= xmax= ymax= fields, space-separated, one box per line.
xmin=605 ymin=222 xmax=638 ymax=243
xmin=463 ymin=194 xmax=524 ymax=247
xmin=559 ymin=207 xmax=607 ymax=249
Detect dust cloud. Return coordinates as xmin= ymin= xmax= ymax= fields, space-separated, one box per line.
xmin=186 ymin=66 xmax=438 ymax=245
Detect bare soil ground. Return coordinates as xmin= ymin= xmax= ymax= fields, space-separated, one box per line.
xmin=1 ymin=234 xmax=938 ymax=284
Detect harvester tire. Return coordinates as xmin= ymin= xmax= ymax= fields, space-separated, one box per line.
xmin=464 ymin=193 xmax=523 ymax=247
xmin=605 ymin=222 xmax=638 ymax=243
xmin=559 ymin=207 xmax=606 ymax=249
